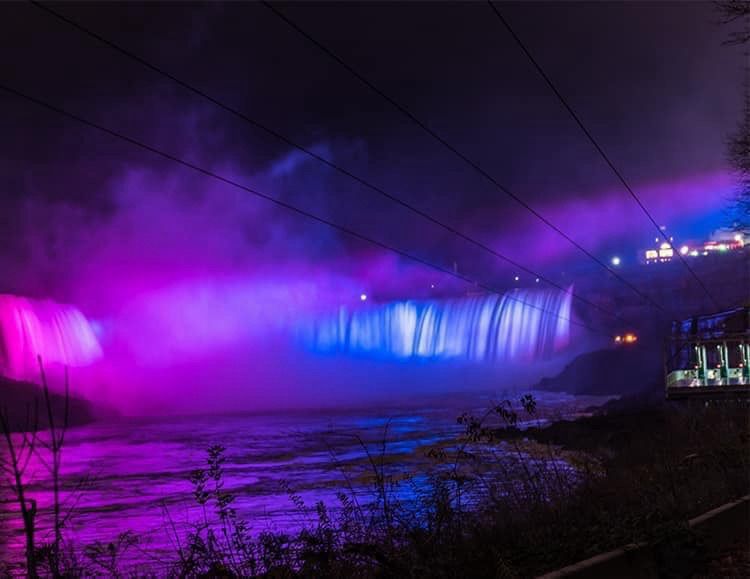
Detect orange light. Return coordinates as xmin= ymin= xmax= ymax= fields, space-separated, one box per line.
xmin=623 ymin=333 xmax=638 ymax=344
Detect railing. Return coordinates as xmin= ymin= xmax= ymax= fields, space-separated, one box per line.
xmin=664 ymin=334 xmax=750 ymax=398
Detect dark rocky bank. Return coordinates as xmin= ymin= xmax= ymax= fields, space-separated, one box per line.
xmin=0 ymin=376 xmax=100 ymax=432
xmin=533 ymin=343 xmax=663 ymax=396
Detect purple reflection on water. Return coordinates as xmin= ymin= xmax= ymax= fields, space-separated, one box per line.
xmin=0 ymin=391 xmax=610 ymax=570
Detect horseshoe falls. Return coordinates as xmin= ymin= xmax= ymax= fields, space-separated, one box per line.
xmin=306 ymin=288 xmax=573 ymax=362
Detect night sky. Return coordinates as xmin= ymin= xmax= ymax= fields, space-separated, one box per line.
xmin=0 ymin=1 xmax=744 ymax=305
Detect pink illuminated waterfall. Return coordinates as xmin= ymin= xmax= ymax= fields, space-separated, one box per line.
xmin=0 ymin=294 xmax=102 ymax=382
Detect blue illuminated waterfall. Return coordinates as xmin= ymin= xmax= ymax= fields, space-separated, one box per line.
xmin=306 ymin=288 xmax=573 ymax=362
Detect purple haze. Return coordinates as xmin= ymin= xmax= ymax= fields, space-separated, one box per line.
xmin=0 ymin=137 xmax=732 ymax=414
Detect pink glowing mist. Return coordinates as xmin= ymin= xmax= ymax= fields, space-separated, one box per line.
xmin=0 ymin=159 xmax=486 ymax=413
xmin=2 ymin=136 xmax=725 ymax=415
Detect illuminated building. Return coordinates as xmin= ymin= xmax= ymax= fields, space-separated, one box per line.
xmin=614 ymin=332 xmax=638 ymax=345
xmin=665 ymin=307 xmax=750 ymax=399
xmin=642 ymin=233 xmax=745 ymax=264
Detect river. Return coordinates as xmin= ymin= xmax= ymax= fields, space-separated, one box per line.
xmin=0 ymin=389 xmax=610 ymax=573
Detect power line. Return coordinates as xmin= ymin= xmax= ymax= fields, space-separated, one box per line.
xmin=27 ymin=0 xmax=637 ymax=329
xmin=0 ymin=82 xmax=609 ymax=337
xmin=486 ymin=0 xmax=722 ymax=312
xmin=259 ymin=0 xmax=670 ymax=318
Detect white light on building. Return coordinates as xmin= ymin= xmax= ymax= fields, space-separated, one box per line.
xmin=611 ymin=256 xmax=621 ymax=266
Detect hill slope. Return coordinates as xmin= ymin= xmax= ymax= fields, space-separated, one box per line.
xmin=0 ymin=376 xmax=100 ymax=432
xmin=534 ymin=345 xmax=662 ymax=395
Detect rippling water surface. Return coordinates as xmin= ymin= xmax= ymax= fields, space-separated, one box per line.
xmin=0 ymin=390 xmax=609 ymax=571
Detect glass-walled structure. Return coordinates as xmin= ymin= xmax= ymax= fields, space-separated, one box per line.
xmin=665 ymin=307 xmax=750 ymax=400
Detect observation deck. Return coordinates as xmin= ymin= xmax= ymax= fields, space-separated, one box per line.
xmin=664 ymin=308 xmax=750 ymax=400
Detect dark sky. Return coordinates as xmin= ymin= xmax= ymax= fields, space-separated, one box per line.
xmin=0 ymin=1 xmax=743 ymax=307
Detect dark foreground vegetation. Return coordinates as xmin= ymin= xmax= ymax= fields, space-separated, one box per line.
xmin=2 ymin=375 xmax=748 ymax=578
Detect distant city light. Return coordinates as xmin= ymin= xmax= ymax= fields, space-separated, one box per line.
xmin=514 ymin=276 xmax=520 ymax=282
xmin=610 ymin=256 xmax=621 ymax=266
xmin=645 ymin=232 xmax=745 ymax=264
xmin=535 ymin=278 xmax=540 ymax=283
xmin=360 ymin=293 xmax=367 ymax=302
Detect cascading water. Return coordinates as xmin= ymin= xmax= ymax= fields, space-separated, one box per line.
xmin=0 ymin=294 xmax=102 ymax=382
xmin=306 ymin=288 xmax=573 ymax=362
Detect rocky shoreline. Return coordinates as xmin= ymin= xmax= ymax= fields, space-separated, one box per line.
xmin=0 ymin=376 xmax=101 ymax=432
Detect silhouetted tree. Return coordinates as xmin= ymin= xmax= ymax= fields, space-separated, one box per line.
xmin=718 ymin=1 xmax=750 ymax=233
xmin=0 ymin=399 xmax=39 ymax=577
xmin=0 ymin=360 xmax=71 ymax=578
xmin=717 ymin=1 xmax=750 ymax=43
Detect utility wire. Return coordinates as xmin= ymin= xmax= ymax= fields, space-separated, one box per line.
xmin=27 ymin=0 xmax=638 ymax=328
xmin=259 ymin=0 xmax=670 ymax=318
xmin=486 ymin=0 xmax=722 ymax=312
xmin=0 ymin=82 xmax=610 ymax=337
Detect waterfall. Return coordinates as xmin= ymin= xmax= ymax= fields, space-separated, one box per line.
xmin=307 ymin=288 xmax=573 ymax=362
xmin=0 ymin=294 xmax=102 ymax=382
